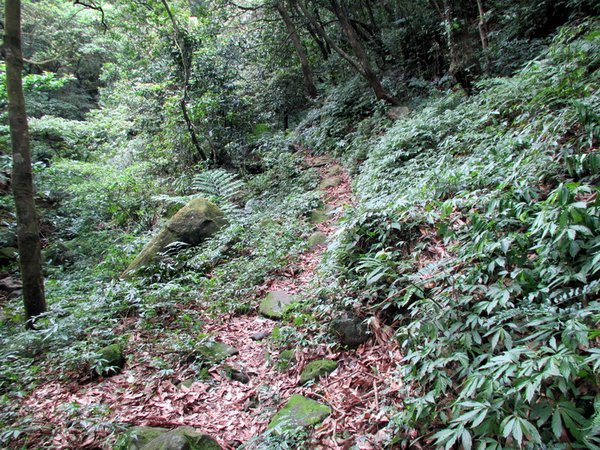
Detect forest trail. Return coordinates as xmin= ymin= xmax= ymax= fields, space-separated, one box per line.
xmin=22 ymin=151 xmax=403 ymax=449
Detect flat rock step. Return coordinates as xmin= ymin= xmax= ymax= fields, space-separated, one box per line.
xmin=120 ymin=426 xmax=221 ymax=450
xmin=259 ymin=290 xmax=295 ymax=319
xmin=268 ymin=394 xmax=331 ymax=433
xmin=306 ymin=156 xmax=330 ymax=167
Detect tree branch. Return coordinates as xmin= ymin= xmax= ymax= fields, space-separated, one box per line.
xmin=73 ymin=0 xmax=107 ymax=31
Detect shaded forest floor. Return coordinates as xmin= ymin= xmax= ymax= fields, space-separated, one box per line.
xmin=19 ymin=151 xmax=403 ymax=449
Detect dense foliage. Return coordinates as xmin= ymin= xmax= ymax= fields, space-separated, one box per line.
xmin=0 ymin=0 xmax=598 ymax=447
xmin=318 ymin=23 xmax=600 ymax=448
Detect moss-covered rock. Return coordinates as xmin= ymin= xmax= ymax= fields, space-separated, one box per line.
xmin=196 ymin=340 xmax=239 ymax=363
xmin=94 ymin=343 xmax=125 ymax=377
xmin=116 ymin=426 xmax=169 ymax=450
xmin=138 ymin=426 xmax=221 ymax=450
xmin=329 ymin=315 xmax=370 ymax=346
xmin=222 ymin=365 xmax=250 ymax=384
xmin=318 ymin=176 xmax=342 ymax=190
xmin=259 ymin=290 xmax=295 ymax=319
xmin=122 ymin=199 xmax=226 ymax=278
xmin=308 ymin=205 xmax=333 ymax=224
xmin=327 ymin=165 xmax=343 ymax=176
xmin=268 ymin=395 xmax=331 ymax=433
xmin=299 ymin=359 xmax=337 ymax=384
xmin=307 ymin=231 xmax=327 ymax=248
xmin=277 ymin=349 xmax=296 ymax=372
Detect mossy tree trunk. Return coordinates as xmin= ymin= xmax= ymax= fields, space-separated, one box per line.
xmin=4 ymin=0 xmax=47 ymax=328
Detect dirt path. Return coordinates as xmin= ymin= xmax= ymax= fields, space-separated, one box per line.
xmin=21 ymin=152 xmax=403 ymax=449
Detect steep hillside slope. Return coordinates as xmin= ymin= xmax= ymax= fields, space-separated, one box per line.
xmin=310 ymin=21 xmax=600 ymax=448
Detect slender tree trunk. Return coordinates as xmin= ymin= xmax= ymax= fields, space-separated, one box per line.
xmin=329 ymin=0 xmax=400 ymax=105
xmin=476 ymin=0 xmax=489 ymax=51
xmin=293 ymin=0 xmax=399 ymax=105
xmin=290 ymin=1 xmax=330 ymax=59
xmin=161 ymin=0 xmax=209 ymax=162
xmin=476 ymin=0 xmax=490 ymax=73
xmin=276 ymin=1 xmax=318 ymax=98
xmin=442 ymin=0 xmax=478 ymax=94
xmin=5 ymin=0 xmax=47 ymax=329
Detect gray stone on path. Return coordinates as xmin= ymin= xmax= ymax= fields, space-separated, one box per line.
xmin=223 ymin=365 xmax=250 ymax=384
xmin=329 ymin=315 xmax=370 ymax=346
xmin=299 ymin=359 xmax=338 ymax=384
xmin=134 ymin=426 xmax=221 ymax=450
xmin=250 ymin=331 xmax=271 ymax=341
xmin=259 ymin=290 xmax=295 ymax=319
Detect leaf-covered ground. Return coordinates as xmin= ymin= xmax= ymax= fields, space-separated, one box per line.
xmin=17 ymin=153 xmax=403 ymax=449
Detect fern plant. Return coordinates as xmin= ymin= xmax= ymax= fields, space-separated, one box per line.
xmin=154 ymin=169 xmax=245 ymax=215
xmin=191 ymin=169 xmax=244 ymax=203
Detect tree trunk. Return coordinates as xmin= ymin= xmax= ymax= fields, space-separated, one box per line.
xmin=294 ymin=0 xmax=400 ymax=105
xmin=5 ymin=0 xmax=47 ymax=328
xmin=276 ymin=1 xmax=318 ymax=98
xmin=476 ymin=0 xmax=489 ymax=52
xmin=161 ymin=0 xmax=209 ymax=162
xmin=442 ymin=0 xmax=479 ymax=95
xmin=329 ymin=0 xmax=400 ymax=105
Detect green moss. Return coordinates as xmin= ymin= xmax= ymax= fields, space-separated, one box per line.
xmin=259 ymin=291 xmax=295 ymax=319
xmin=138 ymin=426 xmax=221 ymax=450
xmin=94 ymin=343 xmax=125 ymax=376
xmin=307 ymin=231 xmax=327 ymax=248
xmin=299 ymin=359 xmax=337 ymax=384
xmin=122 ymin=198 xmax=226 ymax=278
xmin=318 ymin=176 xmax=342 ymax=190
xmin=277 ymin=349 xmax=296 ymax=372
xmin=268 ymin=395 xmax=331 ymax=433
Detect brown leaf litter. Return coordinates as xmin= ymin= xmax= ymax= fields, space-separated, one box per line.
xmin=19 ymin=151 xmax=404 ymax=449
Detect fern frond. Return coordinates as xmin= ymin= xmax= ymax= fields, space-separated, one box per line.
xmin=191 ymin=169 xmax=244 ymax=202
xmin=152 ymin=194 xmax=194 ymax=206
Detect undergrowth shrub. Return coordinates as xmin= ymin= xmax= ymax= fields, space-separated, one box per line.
xmin=323 ymin=22 xmax=600 ymax=448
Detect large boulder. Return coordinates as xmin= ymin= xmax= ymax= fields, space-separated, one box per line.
xmin=268 ymin=395 xmax=331 ymax=433
xmin=118 ymin=426 xmax=169 ymax=450
xmin=122 ymin=199 xmax=226 ymax=278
